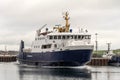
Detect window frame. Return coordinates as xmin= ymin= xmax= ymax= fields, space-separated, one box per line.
xmin=49 ymin=36 xmax=53 ymax=39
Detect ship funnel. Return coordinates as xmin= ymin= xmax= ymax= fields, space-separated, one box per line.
xmin=19 ymin=40 xmax=24 ymax=53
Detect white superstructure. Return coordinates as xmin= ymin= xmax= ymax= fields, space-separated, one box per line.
xmin=31 ymin=31 xmax=93 ymax=53
xmin=30 ymin=12 xmax=93 ymax=53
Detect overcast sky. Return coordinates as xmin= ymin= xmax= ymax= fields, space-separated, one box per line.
xmin=0 ymin=0 xmax=120 ymax=50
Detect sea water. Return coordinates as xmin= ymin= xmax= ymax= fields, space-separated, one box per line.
xmin=0 ymin=62 xmax=120 ymax=80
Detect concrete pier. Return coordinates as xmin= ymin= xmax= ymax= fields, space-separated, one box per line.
xmin=87 ymin=58 xmax=110 ymax=66
xmin=0 ymin=55 xmax=17 ymax=62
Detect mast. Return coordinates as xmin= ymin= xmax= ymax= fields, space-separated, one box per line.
xmin=107 ymin=43 xmax=111 ymax=53
xmin=63 ymin=12 xmax=70 ymax=32
xmin=53 ymin=12 xmax=70 ymax=32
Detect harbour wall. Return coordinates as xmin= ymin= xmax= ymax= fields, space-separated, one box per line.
xmin=87 ymin=58 xmax=110 ymax=66
xmin=0 ymin=55 xmax=16 ymax=62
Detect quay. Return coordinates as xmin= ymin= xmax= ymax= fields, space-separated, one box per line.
xmin=0 ymin=55 xmax=110 ymax=66
xmin=87 ymin=58 xmax=110 ymax=66
xmin=0 ymin=55 xmax=17 ymax=62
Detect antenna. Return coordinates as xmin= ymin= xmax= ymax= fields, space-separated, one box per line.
xmin=39 ymin=24 xmax=47 ymax=31
xmin=55 ymin=24 xmax=61 ymax=27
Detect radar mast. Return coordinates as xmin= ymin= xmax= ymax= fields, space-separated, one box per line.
xmin=63 ymin=12 xmax=70 ymax=32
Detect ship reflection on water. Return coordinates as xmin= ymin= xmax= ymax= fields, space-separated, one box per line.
xmin=18 ymin=65 xmax=91 ymax=80
xmin=0 ymin=63 xmax=120 ymax=80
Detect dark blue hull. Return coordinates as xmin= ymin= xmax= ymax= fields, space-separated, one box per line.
xmin=18 ymin=49 xmax=92 ymax=66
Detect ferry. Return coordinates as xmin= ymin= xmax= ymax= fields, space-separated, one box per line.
xmin=18 ymin=12 xmax=94 ymax=66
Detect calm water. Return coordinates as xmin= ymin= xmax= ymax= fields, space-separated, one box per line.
xmin=0 ymin=62 xmax=120 ymax=80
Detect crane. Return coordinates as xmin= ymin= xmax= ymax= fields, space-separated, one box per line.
xmin=37 ymin=24 xmax=47 ymax=35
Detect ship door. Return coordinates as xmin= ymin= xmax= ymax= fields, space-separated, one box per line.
xmin=54 ymin=44 xmax=57 ymax=48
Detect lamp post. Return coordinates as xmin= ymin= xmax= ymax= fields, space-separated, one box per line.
xmin=107 ymin=43 xmax=111 ymax=53
xmin=95 ymin=33 xmax=98 ymax=53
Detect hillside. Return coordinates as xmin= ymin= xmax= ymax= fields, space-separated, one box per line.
xmin=93 ymin=49 xmax=120 ymax=57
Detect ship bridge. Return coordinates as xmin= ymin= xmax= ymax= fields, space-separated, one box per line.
xmin=47 ymin=32 xmax=91 ymax=40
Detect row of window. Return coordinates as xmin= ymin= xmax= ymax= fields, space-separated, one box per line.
xmin=34 ymin=44 xmax=52 ymax=49
xmin=34 ymin=44 xmax=58 ymax=49
xmin=49 ymin=35 xmax=91 ymax=40
xmin=35 ymin=37 xmax=45 ymax=40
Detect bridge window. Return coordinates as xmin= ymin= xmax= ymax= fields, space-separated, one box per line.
xmin=85 ymin=35 xmax=87 ymax=39
xmin=54 ymin=36 xmax=57 ymax=39
xmin=70 ymin=35 xmax=73 ymax=39
xmin=81 ymin=36 xmax=84 ymax=39
xmin=88 ymin=35 xmax=91 ymax=39
xmin=67 ymin=35 xmax=70 ymax=39
xmin=58 ymin=36 xmax=61 ymax=39
xmin=78 ymin=35 xmax=85 ymax=39
xmin=74 ymin=35 xmax=77 ymax=39
xmin=84 ymin=35 xmax=91 ymax=39
xmin=49 ymin=36 xmax=53 ymax=39
xmin=62 ymin=35 xmax=65 ymax=39
xmin=78 ymin=35 xmax=81 ymax=39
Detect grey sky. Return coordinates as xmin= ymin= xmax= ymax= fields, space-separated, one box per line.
xmin=0 ymin=0 xmax=120 ymax=50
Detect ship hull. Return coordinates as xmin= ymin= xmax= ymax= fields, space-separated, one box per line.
xmin=18 ymin=49 xmax=92 ymax=66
